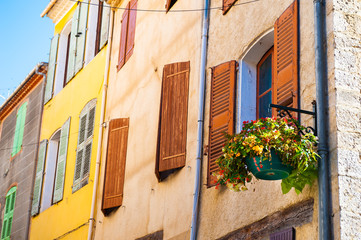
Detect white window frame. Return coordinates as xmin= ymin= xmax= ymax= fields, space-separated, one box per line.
xmin=237 ymin=29 xmax=274 ymax=133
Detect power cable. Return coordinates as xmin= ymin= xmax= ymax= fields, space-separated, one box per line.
xmin=69 ymin=0 xmax=260 ymax=13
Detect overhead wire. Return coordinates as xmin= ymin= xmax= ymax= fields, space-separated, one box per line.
xmin=69 ymin=0 xmax=260 ymax=13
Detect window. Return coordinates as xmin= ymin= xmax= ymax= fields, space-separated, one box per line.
xmin=102 ymin=118 xmax=129 ymax=213
xmin=94 ymin=1 xmax=111 ymax=54
xmin=11 ymin=102 xmax=27 ymax=157
xmin=1 ymin=186 xmax=17 ymax=240
xmin=155 ymin=62 xmax=190 ymax=181
xmin=165 ymin=0 xmax=178 ymax=12
xmin=207 ymin=61 xmax=237 ymax=186
xmin=117 ymin=0 xmax=137 ymax=71
xmin=44 ymin=0 xmax=111 ymax=104
xmin=257 ymin=47 xmax=273 ymax=119
xmin=66 ymin=1 xmax=89 ymax=83
xmin=222 ymin=0 xmax=237 ymax=14
xmin=208 ymin=0 xmax=298 ymax=186
xmin=31 ymin=118 xmax=70 ymax=216
xmin=238 ymin=0 xmax=298 ymax=130
xmin=72 ymin=99 xmax=96 ymax=192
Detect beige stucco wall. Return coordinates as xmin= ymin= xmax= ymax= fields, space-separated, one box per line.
xmin=199 ymin=0 xmax=325 ymax=239
xmin=93 ymin=0 xmax=202 ymax=239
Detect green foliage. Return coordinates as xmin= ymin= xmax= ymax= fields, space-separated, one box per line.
xmin=213 ymin=117 xmax=319 ymax=193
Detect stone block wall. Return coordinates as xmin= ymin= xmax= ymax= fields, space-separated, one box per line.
xmin=332 ymin=0 xmax=361 ymax=239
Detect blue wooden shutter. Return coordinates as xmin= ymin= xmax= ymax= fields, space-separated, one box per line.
xmin=66 ymin=5 xmax=80 ymax=83
xmin=31 ymin=140 xmax=48 ymax=216
xmin=44 ymin=34 xmax=59 ymax=104
xmin=53 ymin=118 xmax=71 ymax=203
xmin=74 ymin=0 xmax=89 ymax=74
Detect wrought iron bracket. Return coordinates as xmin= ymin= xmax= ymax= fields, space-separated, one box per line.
xmin=269 ymin=101 xmax=317 ymax=136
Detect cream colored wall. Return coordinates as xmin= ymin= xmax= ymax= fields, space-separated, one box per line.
xmin=93 ymin=0 xmax=202 ymax=239
xmin=199 ymin=0 xmax=322 ymax=239
xmin=29 ymin=48 xmax=106 ymax=240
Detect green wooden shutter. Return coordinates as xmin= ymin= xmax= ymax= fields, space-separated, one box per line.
xmin=73 ymin=111 xmax=87 ymax=191
xmin=31 ymin=140 xmax=48 ymax=216
xmin=66 ymin=5 xmax=80 ymax=83
xmin=11 ymin=102 xmax=27 ymax=157
xmin=53 ymin=118 xmax=71 ymax=203
xmin=44 ymin=34 xmax=59 ymax=104
xmin=1 ymin=187 xmax=17 ymax=240
xmin=99 ymin=2 xmax=110 ymax=49
xmin=74 ymin=0 xmax=89 ymax=74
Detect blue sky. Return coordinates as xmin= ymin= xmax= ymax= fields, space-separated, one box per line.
xmin=0 ymin=1 xmax=54 ymax=105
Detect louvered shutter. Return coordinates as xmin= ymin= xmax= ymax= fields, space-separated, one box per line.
xmin=74 ymin=0 xmax=89 ymax=74
xmin=208 ymin=61 xmax=237 ymax=186
xmin=273 ymin=0 xmax=298 ymax=116
xmin=125 ymin=0 xmax=137 ymax=62
xmin=270 ymin=228 xmax=295 ymax=240
xmin=73 ymin=104 xmax=96 ymax=191
xmin=53 ymin=118 xmax=71 ymax=203
xmin=99 ymin=2 xmax=111 ymax=49
xmin=223 ymin=0 xmax=237 ymax=15
xmin=102 ymin=118 xmax=129 ymax=210
xmin=157 ymin=62 xmax=190 ymax=172
xmin=66 ymin=5 xmax=80 ymax=83
xmin=165 ymin=0 xmax=172 ymax=12
xmin=1 ymin=187 xmax=16 ymax=240
xmin=31 ymin=140 xmax=48 ymax=216
xmin=44 ymin=34 xmax=59 ymax=104
xmin=12 ymin=102 xmax=27 ymax=157
xmin=117 ymin=2 xmax=129 ymax=70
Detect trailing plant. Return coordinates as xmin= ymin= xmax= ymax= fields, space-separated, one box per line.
xmin=213 ymin=117 xmax=319 ymax=194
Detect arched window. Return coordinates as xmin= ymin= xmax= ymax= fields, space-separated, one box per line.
xmin=72 ymin=99 xmax=97 ymax=192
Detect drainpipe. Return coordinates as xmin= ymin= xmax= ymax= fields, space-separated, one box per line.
xmin=190 ymin=0 xmax=210 ymax=239
xmin=87 ymin=8 xmax=114 ymax=240
xmin=314 ymin=0 xmax=332 ymax=239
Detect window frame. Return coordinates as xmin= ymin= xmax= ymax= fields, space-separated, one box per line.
xmin=72 ymin=99 xmax=97 ymax=192
xmin=256 ymin=47 xmax=274 ymax=119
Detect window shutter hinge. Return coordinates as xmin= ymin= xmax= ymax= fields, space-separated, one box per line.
xmin=204 ymin=145 xmax=209 ymax=156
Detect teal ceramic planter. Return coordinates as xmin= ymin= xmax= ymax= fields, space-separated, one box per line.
xmin=245 ymin=149 xmax=293 ymax=180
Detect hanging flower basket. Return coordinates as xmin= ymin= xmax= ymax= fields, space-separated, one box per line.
xmin=245 ymin=149 xmax=293 ymax=180
xmin=213 ymin=117 xmax=319 ymax=194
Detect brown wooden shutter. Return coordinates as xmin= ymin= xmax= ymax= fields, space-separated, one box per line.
xmin=125 ymin=0 xmax=137 ymax=62
xmin=117 ymin=2 xmax=130 ymax=71
xmin=157 ymin=62 xmax=190 ymax=173
xmin=273 ymin=0 xmax=298 ymax=116
xmin=208 ymin=61 xmax=237 ymax=186
xmin=223 ymin=0 xmax=237 ymax=15
xmin=102 ymin=118 xmax=129 ymax=211
xmin=165 ymin=0 xmax=177 ymax=12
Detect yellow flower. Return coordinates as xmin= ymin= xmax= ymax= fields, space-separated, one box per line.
xmin=252 ymin=145 xmax=264 ymax=155
xmin=236 ymin=152 xmax=241 ymax=157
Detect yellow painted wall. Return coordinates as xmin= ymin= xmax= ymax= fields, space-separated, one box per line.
xmin=29 ymin=44 xmax=107 ymax=240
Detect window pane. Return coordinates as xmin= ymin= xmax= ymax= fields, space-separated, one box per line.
xmin=259 ymin=91 xmax=272 ymax=118
xmin=259 ymin=53 xmax=272 ymax=95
